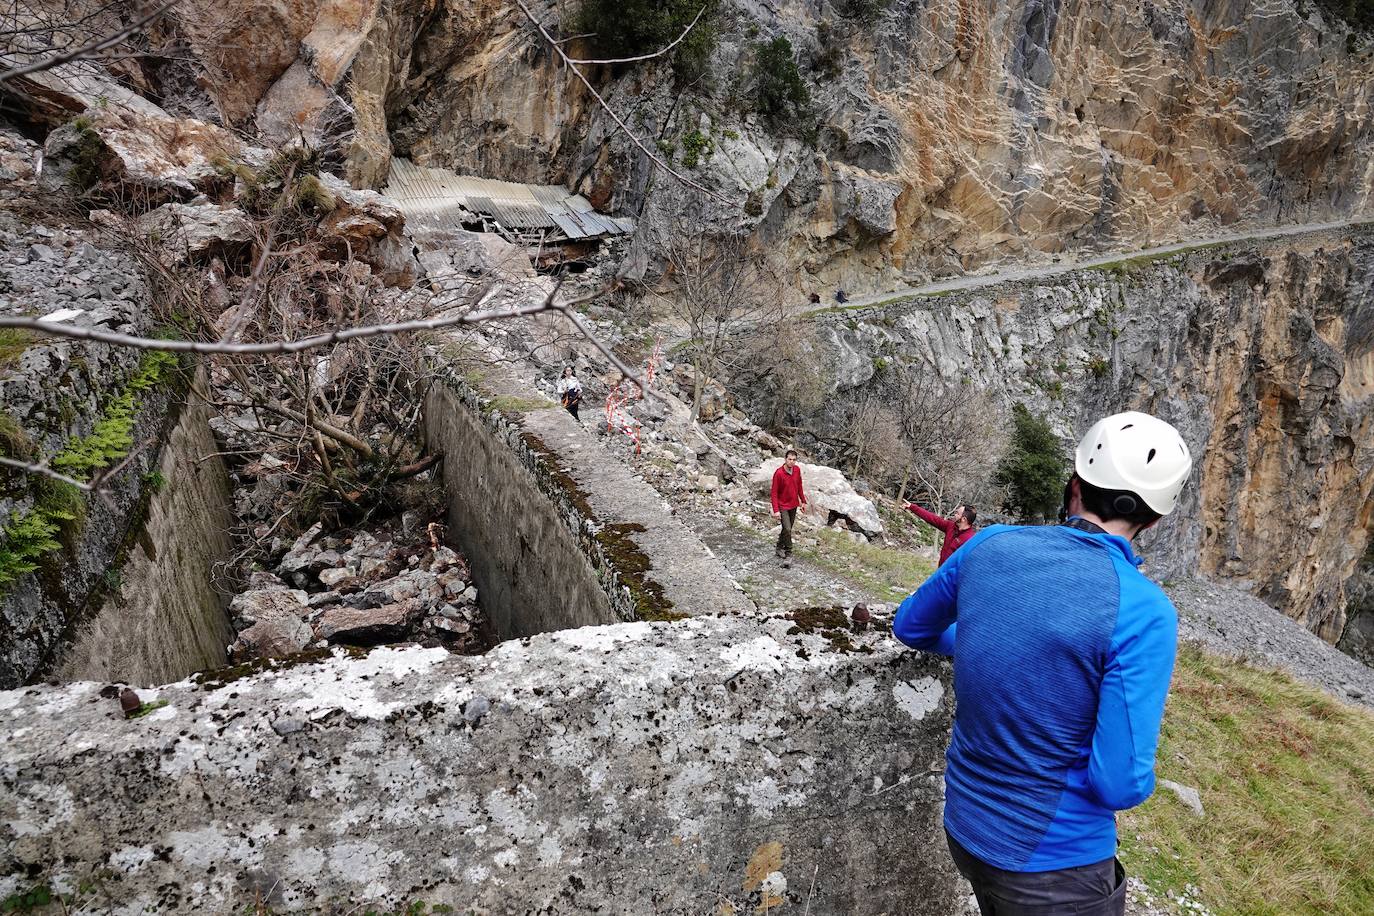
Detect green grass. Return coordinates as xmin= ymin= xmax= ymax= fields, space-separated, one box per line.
xmin=795 ymin=526 xmax=934 ymax=603
xmin=0 ymin=328 xmax=35 ymax=370
xmin=484 ymin=395 xmax=554 ymax=415
xmin=1119 ymin=644 xmax=1374 ymax=915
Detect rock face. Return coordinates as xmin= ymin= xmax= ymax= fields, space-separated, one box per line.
xmin=0 ymin=615 xmax=960 ymax=914
xmin=169 ymin=0 xmax=1374 ymax=285
xmin=750 ymin=458 xmax=886 ymax=539
xmin=0 ymin=209 xmax=234 ymax=687
xmin=781 ymin=225 xmax=1374 ymax=647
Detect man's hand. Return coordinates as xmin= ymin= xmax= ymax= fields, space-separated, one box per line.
xmin=771 ymin=509 xmax=780 ymax=518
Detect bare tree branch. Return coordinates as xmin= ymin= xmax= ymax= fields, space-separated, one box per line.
xmin=0 ymin=0 xmax=177 ymax=84
xmin=513 ymin=0 xmax=732 ymax=207
xmin=563 ymin=5 xmax=706 ymax=65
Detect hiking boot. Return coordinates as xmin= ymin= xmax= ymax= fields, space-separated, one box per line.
xmin=781 ymin=557 xmax=792 ymax=569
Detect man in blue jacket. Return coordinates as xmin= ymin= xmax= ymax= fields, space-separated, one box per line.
xmin=894 ymin=411 xmax=1193 ymax=915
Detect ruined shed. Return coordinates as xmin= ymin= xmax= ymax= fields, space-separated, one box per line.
xmin=382 ymin=159 xmax=632 ymax=265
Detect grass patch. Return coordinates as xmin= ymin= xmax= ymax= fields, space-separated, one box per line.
xmin=1088 ymin=240 xmax=1231 ymax=277
xmin=1119 ymin=644 xmax=1374 ymax=915
xmin=0 ymin=328 xmax=35 ymax=370
xmin=126 ymin=698 xmax=169 ymax=719
xmin=484 ymin=395 xmax=554 ymax=415
xmin=796 ymin=526 xmax=933 ymax=603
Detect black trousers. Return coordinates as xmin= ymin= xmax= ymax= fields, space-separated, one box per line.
xmin=776 ymin=507 xmax=796 ymax=554
xmin=947 ymin=831 xmax=1127 ymax=915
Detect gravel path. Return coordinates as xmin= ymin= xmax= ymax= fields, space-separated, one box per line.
xmin=680 ymin=509 xmax=881 ymax=613
xmin=813 ymin=218 xmax=1368 ymax=312
xmin=1165 ymin=577 xmax=1374 ymax=709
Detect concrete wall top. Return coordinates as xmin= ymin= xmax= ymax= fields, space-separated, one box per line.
xmin=1 ymin=613 xmax=958 ymax=914
xmin=431 ymin=362 xmax=754 ymax=621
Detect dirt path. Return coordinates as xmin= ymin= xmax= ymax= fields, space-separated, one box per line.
xmin=809 ymin=218 xmax=1370 ymax=313
xmin=681 ymin=509 xmax=884 ymax=613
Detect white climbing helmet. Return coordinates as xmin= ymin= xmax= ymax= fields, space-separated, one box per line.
xmin=1075 ymin=411 xmax=1193 ymax=516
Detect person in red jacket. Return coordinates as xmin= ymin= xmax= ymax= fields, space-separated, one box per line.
xmin=771 ymin=450 xmax=808 ymax=565
xmin=907 ymin=502 xmax=977 ymax=565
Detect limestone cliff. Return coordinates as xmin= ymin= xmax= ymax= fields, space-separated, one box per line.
xmin=781 ymin=224 xmax=1374 ymax=647
xmin=169 ymin=0 xmax=1374 ymax=287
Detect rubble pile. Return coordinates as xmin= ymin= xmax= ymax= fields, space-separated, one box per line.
xmin=229 ymin=520 xmax=488 ymax=662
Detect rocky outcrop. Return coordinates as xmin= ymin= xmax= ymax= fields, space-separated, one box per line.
xmin=0 ymin=614 xmax=960 ymax=914
xmin=785 ymin=224 xmax=1374 ymax=647
xmin=187 ymin=0 xmax=1374 ymax=286
xmin=41 ymin=107 xmax=240 ymax=204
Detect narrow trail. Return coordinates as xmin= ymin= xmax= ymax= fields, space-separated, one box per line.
xmin=680 ymin=510 xmax=883 ymax=614
xmin=810 ymin=217 xmax=1370 ymax=314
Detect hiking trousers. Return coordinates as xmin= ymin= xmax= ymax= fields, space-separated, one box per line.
xmin=947 ymin=831 xmax=1127 ymax=915
xmin=776 ymin=508 xmax=796 ymax=555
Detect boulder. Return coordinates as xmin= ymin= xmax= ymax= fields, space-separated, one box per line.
xmin=315 ymin=601 xmax=422 ymax=645
xmin=41 ymin=108 xmax=240 ymax=203
xmin=317 ymin=173 xmax=415 ymax=287
xmin=227 ymin=588 xmax=312 ymax=661
xmin=749 ymin=459 xmax=885 ymax=539
xmin=134 ymin=202 xmax=253 ymax=265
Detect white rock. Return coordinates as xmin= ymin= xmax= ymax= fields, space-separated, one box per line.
xmin=318 ymin=567 xmax=356 ymax=588
xmin=748 ymin=459 xmax=884 ymax=538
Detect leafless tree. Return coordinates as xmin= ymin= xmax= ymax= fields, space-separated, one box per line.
xmin=888 ymin=367 xmax=1007 ymax=512
xmin=643 ymin=200 xmax=786 ymax=420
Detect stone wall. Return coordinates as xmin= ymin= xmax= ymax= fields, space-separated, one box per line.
xmin=0 ymin=373 xmax=235 ymax=688
xmin=422 ymin=364 xmax=753 ymax=639
xmin=53 ymin=380 xmax=234 ymax=687
xmin=787 ymin=224 xmax=1374 ymax=646
xmin=0 ymin=614 xmax=960 ymax=915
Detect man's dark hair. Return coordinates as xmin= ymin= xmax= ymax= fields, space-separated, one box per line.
xmin=961 ymin=505 xmax=977 ymax=526
xmin=785 ymin=449 xmax=798 ymax=459
xmin=1076 ymin=476 xmax=1161 ymax=527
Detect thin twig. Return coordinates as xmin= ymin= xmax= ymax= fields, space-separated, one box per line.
xmin=0 ymin=0 xmax=177 ymax=84
xmin=563 ymin=5 xmax=707 ymax=64
xmin=513 ymin=0 xmax=732 ymax=206
xmin=0 ymin=455 xmax=100 ymax=492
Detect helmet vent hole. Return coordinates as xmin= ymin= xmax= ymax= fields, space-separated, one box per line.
xmin=1096 ymin=444 xmax=1102 ymax=450
xmin=1121 ymin=423 xmax=1135 ymax=430
xmin=1088 ymin=458 xmax=1094 ymax=464
xmin=1147 ymin=448 xmax=1157 ymax=464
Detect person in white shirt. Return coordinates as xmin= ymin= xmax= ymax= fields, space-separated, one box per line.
xmin=556 ymin=367 xmax=583 ymax=421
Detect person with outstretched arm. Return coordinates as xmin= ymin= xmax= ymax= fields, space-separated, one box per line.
xmin=906 ymin=501 xmax=976 ymax=566
xmin=893 ymin=411 xmax=1193 ymax=916
xmin=770 ymin=449 xmax=807 ymax=567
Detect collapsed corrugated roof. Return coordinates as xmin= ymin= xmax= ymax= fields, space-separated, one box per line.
xmin=382 ymin=158 xmax=634 ymax=241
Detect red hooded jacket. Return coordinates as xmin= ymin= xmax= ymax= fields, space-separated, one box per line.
xmin=907 ymin=503 xmax=975 ymax=565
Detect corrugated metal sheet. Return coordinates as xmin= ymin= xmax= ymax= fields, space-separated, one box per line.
xmin=382 ymin=159 xmax=632 ymax=240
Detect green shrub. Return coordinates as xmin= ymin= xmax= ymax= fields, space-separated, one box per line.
xmin=753 ymin=36 xmax=811 ymax=130
xmin=1086 ymin=356 xmax=1110 ymax=378
xmin=834 ymin=0 xmax=891 ymax=23
xmin=994 ymin=403 xmax=1067 ymax=520
xmin=575 ymin=0 xmax=719 ymax=80
xmin=1307 ymin=0 xmax=1374 ymax=32
xmin=681 ymin=129 xmax=713 ymax=168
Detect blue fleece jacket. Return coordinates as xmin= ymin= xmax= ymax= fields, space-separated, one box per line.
xmin=894 ymin=522 xmax=1177 ymax=871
